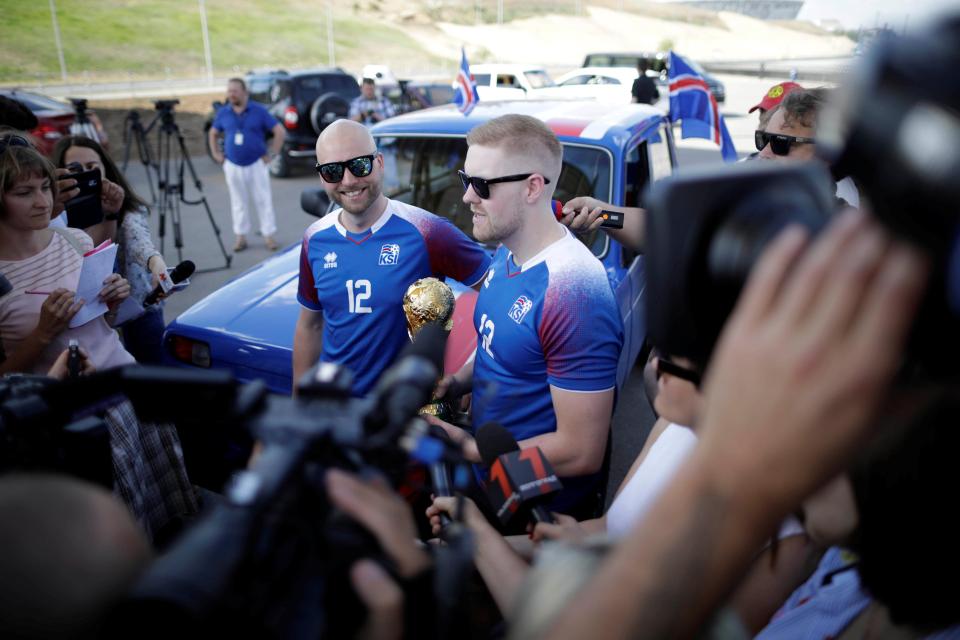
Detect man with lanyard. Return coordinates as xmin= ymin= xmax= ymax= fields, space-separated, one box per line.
xmin=293 ymin=120 xmax=491 ymax=396
xmin=209 ymin=77 xmax=284 ymax=252
xmin=430 ymin=114 xmax=623 ymax=518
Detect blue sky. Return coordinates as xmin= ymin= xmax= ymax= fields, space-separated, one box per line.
xmin=797 ymin=0 xmax=958 ymax=30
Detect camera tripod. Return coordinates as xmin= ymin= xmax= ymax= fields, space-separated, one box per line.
xmin=68 ymin=98 xmax=105 ymax=145
xmin=120 ymin=110 xmax=158 ymax=204
xmin=122 ymin=102 xmax=231 ymax=272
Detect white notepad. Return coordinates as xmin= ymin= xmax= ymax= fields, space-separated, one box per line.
xmin=69 ymin=241 xmax=118 ymax=328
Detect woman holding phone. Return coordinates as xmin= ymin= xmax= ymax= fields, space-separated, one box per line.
xmin=52 ymin=135 xmax=169 ymax=363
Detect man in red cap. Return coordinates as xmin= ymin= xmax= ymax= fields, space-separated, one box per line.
xmin=750 ymin=81 xmax=803 ymax=130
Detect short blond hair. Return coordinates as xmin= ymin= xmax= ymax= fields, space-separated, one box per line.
xmin=0 ymin=133 xmax=58 ymax=218
xmin=466 ymin=114 xmax=562 ymax=180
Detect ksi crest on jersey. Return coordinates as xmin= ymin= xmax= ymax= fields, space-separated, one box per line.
xmin=508 ymin=295 xmax=534 ymax=323
xmin=378 ymin=243 xmax=400 ymax=266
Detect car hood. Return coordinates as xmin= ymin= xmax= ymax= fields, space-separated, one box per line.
xmin=172 ymin=244 xmax=300 ymax=356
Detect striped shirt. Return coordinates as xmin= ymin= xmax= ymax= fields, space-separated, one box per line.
xmin=0 ymin=227 xmax=134 ymax=374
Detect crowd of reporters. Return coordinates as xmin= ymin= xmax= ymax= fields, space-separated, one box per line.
xmin=2 ymin=14 xmax=960 ymax=640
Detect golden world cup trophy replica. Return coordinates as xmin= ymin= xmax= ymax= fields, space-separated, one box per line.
xmin=403 ymin=277 xmax=457 ymax=421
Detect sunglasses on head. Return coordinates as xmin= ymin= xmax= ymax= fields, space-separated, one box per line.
xmin=754 ymin=130 xmax=816 ymax=156
xmin=655 ymin=356 xmax=702 ymax=387
xmin=315 ymin=153 xmax=376 ymax=183
xmin=0 ymin=134 xmax=30 ymax=154
xmin=457 ymin=170 xmax=550 ymax=200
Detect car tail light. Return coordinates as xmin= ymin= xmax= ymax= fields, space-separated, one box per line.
xmin=283 ymin=106 xmax=299 ymax=129
xmin=34 ymin=124 xmax=64 ymax=141
xmin=167 ymin=335 xmax=212 ymax=368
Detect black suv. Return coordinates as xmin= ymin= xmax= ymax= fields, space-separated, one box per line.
xmin=207 ymin=69 xmax=361 ymax=178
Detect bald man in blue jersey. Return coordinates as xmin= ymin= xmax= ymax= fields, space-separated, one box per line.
xmin=293 ymin=120 xmax=491 ymax=396
xmin=429 ymin=115 xmax=623 ymax=515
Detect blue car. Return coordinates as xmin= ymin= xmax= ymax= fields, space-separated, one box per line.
xmin=162 ymin=100 xmax=678 ymax=394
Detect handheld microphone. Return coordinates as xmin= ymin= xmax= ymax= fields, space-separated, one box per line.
xmin=551 ymin=199 xmax=624 ymax=229
xmin=67 ymin=339 xmax=81 ymax=380
xmin=476 ymin=423 xmax=562 ymax=525
xmin=144 ymin=260 xmax=195 ymax=306
xmin=365 ymin=322 xmax=447 ymax=433
xmin=427 ymin=424 xmax=457 ymax=527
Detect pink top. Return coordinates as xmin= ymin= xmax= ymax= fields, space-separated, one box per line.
xmin=0 ymin=228 xmax=135 ymax=374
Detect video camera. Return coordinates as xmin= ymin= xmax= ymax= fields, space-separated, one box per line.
xmin=4 ymin=323 xmax=470 ymax=638
xmin=68 ymin=97 xmax=88 ymax=115
xmin=154 ymin=99 xmax=180 ymax=112
xmin=644 ymin=15 xmax=960 ymax=375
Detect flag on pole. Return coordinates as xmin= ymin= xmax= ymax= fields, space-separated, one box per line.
xmin=453 ymin=47 xmax=479 ymax=116
xmin=668 ymin=51 xmax=737 ymax=162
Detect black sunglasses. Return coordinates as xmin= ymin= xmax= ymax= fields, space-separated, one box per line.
xmin=315 ymin=153 xmax=376 ymax=183
xmin=0 ymin=134 xmax=30 ymax=154
xmin=754 ymin=130 xmax=816 ymax=156
xmin=655 ymin=357 xmax=702 ymax=387
xmin=457 ymin=170 xmax=550 ymax=199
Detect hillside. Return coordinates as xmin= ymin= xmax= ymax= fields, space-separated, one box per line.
xmin=0 ymin=0 xmax=853 ymax=85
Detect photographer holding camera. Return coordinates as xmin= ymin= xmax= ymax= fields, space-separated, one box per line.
xmin=350 ymin=78 xmax=396 ymax=128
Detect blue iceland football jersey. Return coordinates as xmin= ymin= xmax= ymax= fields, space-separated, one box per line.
xmin=471 ymin=230 xmax=623 ymax=507
xmin=297 ymin=199 xmax=491 ymax=395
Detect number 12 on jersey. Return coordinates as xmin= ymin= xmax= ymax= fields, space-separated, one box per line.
xmin=346 ymin=279 xmax=372 ymax=314
xmin=479 ymin=313 xmax=495 ymax=358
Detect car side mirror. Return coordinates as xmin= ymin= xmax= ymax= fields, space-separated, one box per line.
xmin=301 ymin=187 xmax=332 ymax=218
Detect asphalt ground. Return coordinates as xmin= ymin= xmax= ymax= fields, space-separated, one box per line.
xmin=121 ymin=74 xmax=805 ymax=500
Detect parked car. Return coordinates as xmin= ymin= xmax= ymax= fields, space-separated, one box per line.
xmin=551 ymin=67 xmax=642 ymax=104
xmin=205 ymin=69 xmax=361 ymax=178
xmin=581 ymin=51 xmax=725 ymax=103
xmin=162 ymin=99 xmax=679 ymax=394
xmin=0 ymin=89 xmax=74 ymax=155
xmin=466 ymin=64 xmax=556 ymax=100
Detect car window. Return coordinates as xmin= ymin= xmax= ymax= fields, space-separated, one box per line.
xmin=496 ymin=74 xmax=520 ymax=89
xmin=3 ymin=92 xmax=67 ymax=112
xmin=560 ymin=75 xmax=590 ymax=86
xmin=524 ymin=70 xmax=555 ymax=89
xmin=246 ymin=76 xmax=276 ymax=104
xmin=472 ymin=74 xmax=491 ymax=87
xmin=293 ymin=75 xmax=360 ymax=104
xmin=376 ymin=136 xmax=611 ymax=257
xmin=598 ymin=76 xmax=621 ymax=85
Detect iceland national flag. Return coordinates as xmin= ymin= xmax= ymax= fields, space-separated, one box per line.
xmin=668 ymin=51 xmax=737 ymax=162
xmin=453 ymin=47 xmax=480 ymax=116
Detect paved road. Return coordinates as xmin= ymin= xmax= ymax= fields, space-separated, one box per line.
xmin=124 ymin=74 xmax=795 ymax=499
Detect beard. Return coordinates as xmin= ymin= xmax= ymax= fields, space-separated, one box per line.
xmin=330 ymin=179 xmax=383 ymax=216
xmin=471 ymin=202 xmax=522 ymax=244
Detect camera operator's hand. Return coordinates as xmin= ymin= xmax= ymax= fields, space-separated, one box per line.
xmin=433 ymin=374 xmax=471 ymax=412
xmin=423 ymin=414 xmax=480 ymax=463
xmin=326 ymin=468 xmax=431 ymax=579
xmin=98 ymin=274 xmax=130 ymax=311
xmin=350 ymin=559 xmax=404 ymax=640
xmin=47 ymin=345 xmax=95 ymax=379
xmin=560 ymin=197 xmax=605 ymax=234
xmin=33 ymin=289 xmax=84 ymax=344
xmin=100 ymin=178 xmax=124 ymax=215
xmin=53 ymin=168 xmax=80 ymax=212
xmin=696 ymin=209 xmax=930 ymax=516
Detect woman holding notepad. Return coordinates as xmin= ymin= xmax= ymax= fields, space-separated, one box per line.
xmin=0 ymin=132 xmax=132 ymax=375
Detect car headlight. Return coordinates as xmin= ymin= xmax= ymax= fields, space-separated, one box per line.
xmin=166 ymin=334 xmax=212 ymax=368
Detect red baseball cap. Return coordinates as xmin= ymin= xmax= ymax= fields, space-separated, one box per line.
xmin=748 ymin=81 xmax=803 ymax=113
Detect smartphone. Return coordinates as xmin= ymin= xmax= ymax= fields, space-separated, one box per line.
xmin=64 ymin=166 xmax=103 ymax=229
